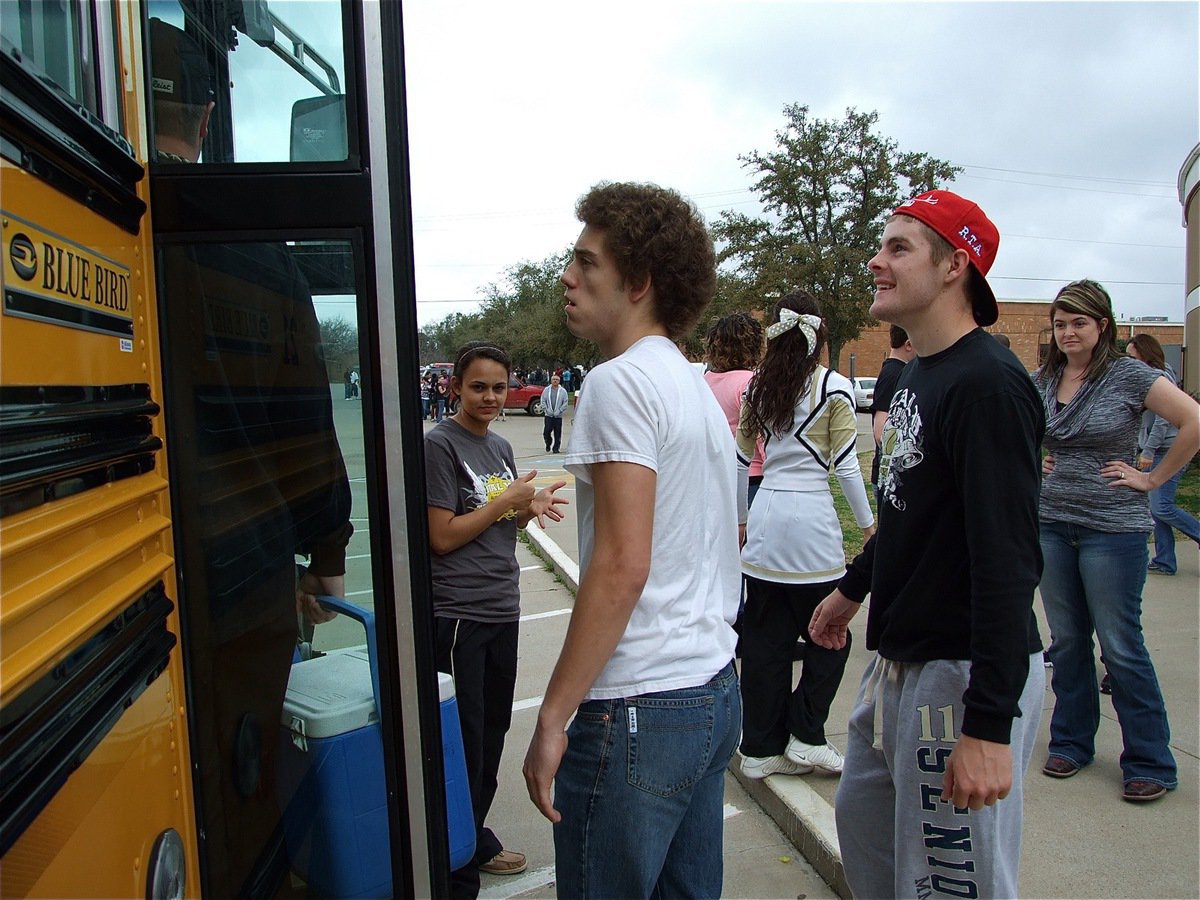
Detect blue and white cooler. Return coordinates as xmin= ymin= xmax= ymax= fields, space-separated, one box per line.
xmin=277 ymin=596 xmax=475 ymax=898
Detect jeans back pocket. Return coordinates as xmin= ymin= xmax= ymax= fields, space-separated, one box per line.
xmin=625 ymin=696 xmax=715 ymax=797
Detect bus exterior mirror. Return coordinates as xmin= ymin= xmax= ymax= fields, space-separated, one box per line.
xmin=232 ymin=0 xmax=275 ymax=46
xmin=290 ymin=95 xmax=347 ymax=162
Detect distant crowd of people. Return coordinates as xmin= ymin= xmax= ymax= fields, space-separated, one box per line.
xmin=421 ymin=182 xmax=1199 ymax=900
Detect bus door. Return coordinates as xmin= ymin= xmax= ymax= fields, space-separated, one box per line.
xmin=145 ymin=1 xmax=443 ymax=897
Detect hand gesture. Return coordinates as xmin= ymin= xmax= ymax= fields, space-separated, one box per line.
xmin=502 ymin=469 xmax=538 ymax=514
xmin=1041 ymin=452 xmax=1055 ymax=477
xmin=529 ymin=480 xmax=569 ymax=528
xmin=808 ymin=588 xmax=860 ymax=650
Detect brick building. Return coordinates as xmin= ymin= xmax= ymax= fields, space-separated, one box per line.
xmin=1180 ymin=143 xmax=1198 ymax=394
xmin=834 ymin=299 xmax=1185 ymax=380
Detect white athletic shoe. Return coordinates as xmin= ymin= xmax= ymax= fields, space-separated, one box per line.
xmin=740 ymin=753 xmax=813 ymax=779
xmin=785 ymin=738 xmax=844 ymax=774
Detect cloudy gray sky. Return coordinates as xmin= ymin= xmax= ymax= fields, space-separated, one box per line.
xmin=397 ymin=1 xmax=1198 ymax=329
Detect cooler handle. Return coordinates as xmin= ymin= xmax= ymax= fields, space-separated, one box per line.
xmin=315 ymin=595 xmax=382 ymax=717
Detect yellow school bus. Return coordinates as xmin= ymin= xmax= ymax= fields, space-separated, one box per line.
xmin=1 ymin=1 xmax=447 ymax=895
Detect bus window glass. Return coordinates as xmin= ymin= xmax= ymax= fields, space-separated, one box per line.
xmin=1 ymin=0 xmax=98 ymax=113
xmin=156 ymin=237 xmax=380 ymax=896
xmin=146 ymin=0 xmax=347 ymax=164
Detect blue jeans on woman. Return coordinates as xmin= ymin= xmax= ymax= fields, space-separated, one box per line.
xmin=1149 ymin=448 xmax=1200 ymax=575
xmin=552 ymin=662 xmax=741 ymax=898
xmin=1040 ymin=520 xmax=1177 ymax=788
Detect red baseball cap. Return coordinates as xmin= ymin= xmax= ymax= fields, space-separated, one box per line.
xmin=893 ymin=190 xmax=999 ymax=326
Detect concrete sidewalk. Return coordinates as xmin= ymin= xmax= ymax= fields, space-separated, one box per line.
xmin=524 ymin=519 xmax=1200 ymax=899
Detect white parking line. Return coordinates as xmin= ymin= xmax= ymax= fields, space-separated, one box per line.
xmin=346 ymin=589 xmax=373 ymax=598
xmin=723 ymin=803 xmax=742 ymax=819
xmin=520 ymin=608 xmax=571 ymax=622
xmin=346 ymin=553 xmax=372 ymax=561
xmin=519 ymin=565 xmax=542 ymax=572
xmin=478 ymin=864 xmax=556 ymax=899
xmin=512 ymin=696 xmax=543 ymax=712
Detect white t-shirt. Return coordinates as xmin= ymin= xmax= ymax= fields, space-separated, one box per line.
xmin=566 ymin=336 xmax=740 ymax=700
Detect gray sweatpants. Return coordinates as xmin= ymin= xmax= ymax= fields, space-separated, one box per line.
xmin=835 ymin=653 xmax=1044 ymax=899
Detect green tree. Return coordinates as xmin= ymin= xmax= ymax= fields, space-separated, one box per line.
xmin=421 ymin=312 xmax=478 ymax=363
xmin=713 ymin=104 xmax=961 ymax=369
xmin=318 ymin=315 xmax=358 ymax=368
xmin=418 ymin=250 xmax=603 ymax=371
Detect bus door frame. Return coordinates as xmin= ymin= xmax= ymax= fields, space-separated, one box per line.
xmin=144 ymin=0 xmax=448 ymax=895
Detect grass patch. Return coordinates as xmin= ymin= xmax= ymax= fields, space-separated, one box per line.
xmin=1177 ymin=455 xmax=1199 ymax=513
xmin=830 ymin=451 xmax=877 ymax=560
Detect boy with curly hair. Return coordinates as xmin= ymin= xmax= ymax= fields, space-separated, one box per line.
xmin=523 ymin=182 xmax=742 ymax=897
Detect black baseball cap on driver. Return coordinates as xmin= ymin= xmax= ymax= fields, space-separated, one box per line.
xmin=149 ymin=18 xmax=214 ymax=106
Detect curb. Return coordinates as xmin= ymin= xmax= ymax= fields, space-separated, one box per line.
xmin=729 ymin=757 xmax=848 ymax=898
xmin=524 ymin=523 xmax=579 ymax=592
xmin=522 ymin=524 xmax=848 ymax=898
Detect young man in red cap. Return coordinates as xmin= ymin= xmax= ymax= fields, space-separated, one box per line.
xmin=810 ymin=190 xmax=1045 ymax=898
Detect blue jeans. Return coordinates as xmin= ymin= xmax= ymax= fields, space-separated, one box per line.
xmin=1040 ymin=521 xmax=1177 ymax=787
xmin=553 ymin=662 xmax=741 ymax=899
xmin=1149 ymin=448 xmax=1200 ymax=574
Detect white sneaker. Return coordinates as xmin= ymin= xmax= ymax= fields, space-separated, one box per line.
xmin=785 ymin=738 xmax=844 ymax=774
xmin=741 ymin=753 xmax=813 ymax=779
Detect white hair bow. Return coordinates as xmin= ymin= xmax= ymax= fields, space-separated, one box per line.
xmin=766 ymin=309 xmax=822 ymax=356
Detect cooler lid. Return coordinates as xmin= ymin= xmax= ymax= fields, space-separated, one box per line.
xmin=283 ymin=647 xmax=377 ymax=739
xmin=438 ymin=671 xmax=455 ymax=704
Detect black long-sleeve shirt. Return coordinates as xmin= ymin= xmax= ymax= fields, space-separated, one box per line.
xmin=838 ymin=328 xmax=1044 ymax=744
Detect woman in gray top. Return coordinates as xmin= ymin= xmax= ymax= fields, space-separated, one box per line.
xmin=1034 ymin=280 xmax=1199 ymax=803
xmin=1126 ymin=333 xmax=1200 ymax=575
